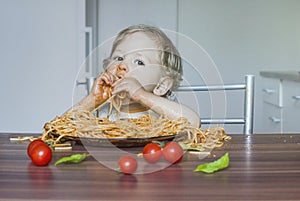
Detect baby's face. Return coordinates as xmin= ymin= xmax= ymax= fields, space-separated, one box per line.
xmin=109 ymin=32 xmax=163 ymax=91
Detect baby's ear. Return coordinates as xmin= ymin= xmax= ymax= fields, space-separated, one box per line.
xmin=153 ymin=76 xmax=173 ymax=96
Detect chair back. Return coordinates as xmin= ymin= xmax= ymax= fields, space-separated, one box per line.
xmin=176 ymin=75 xmax=255 ymax=134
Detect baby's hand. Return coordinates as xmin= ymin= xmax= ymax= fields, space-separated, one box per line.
xmin=91 ymin=72 xmax=117 ymax=101
xmin=112 ymin=77 xmax=144 ymax=101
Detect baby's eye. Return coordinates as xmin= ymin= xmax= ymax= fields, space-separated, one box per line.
xmin=114 ymin=56 xmax=123 ymax=61
xmin=134 ymin=59 xmax=145 ymax=66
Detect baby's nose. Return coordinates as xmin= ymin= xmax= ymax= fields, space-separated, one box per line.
xmin=116 ymin=63 xmax=128 ymax=79
xmin=117 ymin=63 xmax=128 ymax=71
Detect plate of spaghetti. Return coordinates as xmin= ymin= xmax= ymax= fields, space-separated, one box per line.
xmin=41 ymin=110 xmax=230 ymax=148
xmin=47 ymin=132 xmax=176 ymax=148
xmin=42 ymin=110 xmax=182 ymax=147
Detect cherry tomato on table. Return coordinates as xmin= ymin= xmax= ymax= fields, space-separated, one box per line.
xmin=118 ymin=155 xmax=137 ymax=174
xmin=142 ymin=143 xmax=162 ymax=163
xmin=28 ymin=140 xmax=52 ymax=166
xmin=27 ymin=139 xmax=45 ymax=156
xmin=162 ymin=142 xmax=184 ymax=164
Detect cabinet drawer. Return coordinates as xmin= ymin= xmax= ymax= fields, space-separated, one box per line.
xmin=262 ymin=103 xmax=282 ymax=133
xmin=262 ymin=78 xmax=282 ymax=106
xmin=282 ymin=106 xmax=300 ymax=133
xmin=282 ymin=80 xmax=300 ymax=133
xmin=282 ymin=80 xmax=300 ymax=107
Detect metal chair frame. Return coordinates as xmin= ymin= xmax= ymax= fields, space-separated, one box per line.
xmin=176 ymin=75 xmax=255 ymax=134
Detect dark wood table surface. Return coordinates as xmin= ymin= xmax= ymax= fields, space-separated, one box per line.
xmin=1 ymin=133 xmax=300 ymax=201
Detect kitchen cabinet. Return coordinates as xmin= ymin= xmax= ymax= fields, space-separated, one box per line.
xmin=281 ymin=80 xmax=300 ymax=133
xmin=261 ymin=77 xmax=283 ymax=133
xmin=260 ymin=71 xmax=300 ymax=133
xmin=262 ymin=101 xmax=282 ymax=133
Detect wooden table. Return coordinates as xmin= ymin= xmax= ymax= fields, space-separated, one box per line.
xmin=1 ymin=133 xmax=300 ymax=201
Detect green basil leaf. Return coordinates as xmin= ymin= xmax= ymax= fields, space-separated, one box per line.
xmin=193 ymin=152 xmax=229 ymax=173
xmin=55 ymin=153 xmax=91 ymax=166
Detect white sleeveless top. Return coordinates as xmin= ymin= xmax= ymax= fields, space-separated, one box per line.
xmin=96 ymin=102 xmax=158 ymax=121
xmin=96 ymin=92 xmax=177 ymax=120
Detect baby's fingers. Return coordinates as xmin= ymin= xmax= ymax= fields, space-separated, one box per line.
xmin=112 ymin=78 xmax=142 ymax=97
xmin=111 ymin=80 xmax=124 ymax=95
xmin=99 ymin=72 xmax=116 ymax=85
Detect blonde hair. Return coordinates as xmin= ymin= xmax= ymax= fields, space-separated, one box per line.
xmin=103 ymin=24 xmax=182 ymax=90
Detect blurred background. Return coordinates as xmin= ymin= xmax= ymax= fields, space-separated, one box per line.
xmin=1 ymin=0 xmax=299 ymax=133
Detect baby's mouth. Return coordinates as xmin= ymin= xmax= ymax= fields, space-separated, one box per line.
xmin=116 ymin=70 xmax=126 ymax=80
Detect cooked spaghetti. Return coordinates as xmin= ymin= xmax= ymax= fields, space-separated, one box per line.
xmin=41 ymin=110 xmax=230 ymax=149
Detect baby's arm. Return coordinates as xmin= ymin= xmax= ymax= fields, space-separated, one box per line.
xmin=135 ymin=90 xmax=201 ymax=128
xmin=112 ymin=77 xmax=201 ymax=127
xmin=68 ymin=72 xmax=116 ymax=112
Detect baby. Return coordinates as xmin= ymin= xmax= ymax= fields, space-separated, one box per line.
xmin=72 ymin=24 xmax=200 ymax=128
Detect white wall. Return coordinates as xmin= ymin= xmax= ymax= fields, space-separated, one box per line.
xmin=178 ymin=0 xmax=300 ymax=133
xmin=0 ymin=0 xmax=85 ymax=133
xmin=97 ymin=0 xmax=178 ymax=44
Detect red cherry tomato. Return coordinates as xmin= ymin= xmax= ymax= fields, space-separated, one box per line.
xmin=142 ymin=143 xmax=162 ymax=163
xmin=118 ymin=155 xmax=137 ymax=174
xmin=30 ymin=144 xmax=52 ymax=166
xmin=27 ymin=139 xmax=45 ymax=157
xmin=162 ymin=142 xmax=184 ymax=164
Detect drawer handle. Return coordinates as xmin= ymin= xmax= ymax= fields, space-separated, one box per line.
xmin=292 ymin=95 xmax=300 ymax=101
xmin=262 ymin=88 xmax=275 ymax=94
xmin=268 ymin=117 xmax=281 ymax=123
